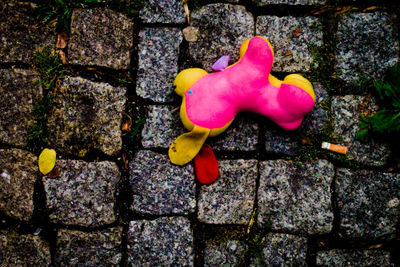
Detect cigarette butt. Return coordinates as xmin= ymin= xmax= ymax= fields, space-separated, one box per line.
xmin=321 ymin=142 xmax=348 ymax=154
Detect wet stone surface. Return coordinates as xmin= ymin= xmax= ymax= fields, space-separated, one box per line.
xmin=139 ymin=0 xmax=185 ymax=24
xmin=317 ymin=249 xmax=393 ymax=266
xmin=204 ymin=240 xmax=246 ymax=266
xmin=0 ymin=0 xmax=54 ymax=63
xmin=251 ymin=233 xmax=307 ymax=266
xmin=331 ymin=95 xmax=390 ymax=166
xmin=258 ymin=160 xmax=334 ymax=234
xmin=0 ymin=230 xmax=51 ymax=266
xmin=335 ymin=12 xmax=399 ymax=85
xmin=136 ymin=28 xmax=182 ymax=102
xmin=0 ymin=69 xmax=42 ymax=147
xmin=68 ymin=8 xmax=134 ymax=69
xmin=129 ymin=150 xmax=196 ymax=215
xmin=189 ymin=3 xmax=254 ymax=72
xmin=0 ymin=149 xmax=37 ymax=221
xmin=256 ymin=16 xmax=323 ymax=72
xmin=252 ymin=0 xmax=327 ymax=5
xmin=265 ymin=83 xmax=329 ymax=155
xmin=336 ymin=168 xmax=400 ymax=239
xmin=127 ymin=217 xmax=193 ymax=266
xmin=43 ymin=160 xmax=120 ymax=227
xmin=55 ymin=227 xmax=123 ymax=266
xmin=47 ymin=76 xmax=126 ymax=157
xmin=198 ymin=160 xmax=257 ymax=224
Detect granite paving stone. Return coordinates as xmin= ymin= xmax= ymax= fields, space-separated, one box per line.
xmin=256 ymin=16 xmax=323 ymax=72
xmin=258 ymin=160 xmax=334 ymax=234
xmin=189 ymin=3 xmax=254 ymax=72
xmin=139 ymin=0 xmax=185 ymax=24
xmin=335 ymin=12 xmax=399 ymax=85
xmin=136 ymin=28 xmax=182 ymax=102
xmin=198 ymin=160 xmax=257 ymax=224
xmin=251 ymin=233 xmax=307 ymax=266
xmin=0 ymin=0 xmax=54 ymax=63
xmin=0 ymin=230 xmax=51 ymax=266
xmin=55 ymin=227 xmax=123 ymax=266
xmin=331 ymin=95 xmax=390 ymax=166
xmin=127 ymin=217 xmax=193 ymax=266
xmin=316 ymin=249 xmax=393 ymax=266
xmin=0 ymin=69 xmax=42 ymax=147
xmin=68 ymin=7 xmax=134 ymax=69
xmin=252 ymin=0 xmax=327 ymax=5
xmin=336 ymin=168 xmax=400 ymax=239
xmin=129 ymin=150 xmax=196 ymax=215
xmin=204 ymin=240 xmax=246 ymax=266
xmin=47 ymin=76 xmax=126 ymax=157
xmin=0 ymin=149 xmax=37 ymax=221
xmin=42 ymin=160 xmax=120 ymax=227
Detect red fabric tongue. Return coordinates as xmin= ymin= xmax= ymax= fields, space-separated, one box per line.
xmin=194 ymin=144 xmax=218 ymax=184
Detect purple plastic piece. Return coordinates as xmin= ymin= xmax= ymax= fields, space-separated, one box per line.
xmin=212 ymin=55 xmax=230 ymax=71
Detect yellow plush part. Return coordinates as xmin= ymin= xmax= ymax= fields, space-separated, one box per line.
xmin=283 ymin=74 xmax=315 ymax=101
xmin=169 ymin=125 xmax=210 ymax=165
xmin=174 ymin=68 xmax=208 ymax=96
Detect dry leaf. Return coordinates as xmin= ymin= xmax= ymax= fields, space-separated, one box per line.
xmin=121 ymin=112 xmax=133 ymax=132
xmin=285 ymin=51 xmax=293 ymax=56
xmin=122 ymin=153 xmax=128 ymax=169
xmin=47 ymin=167 xmax=59 ymax=178
xmin=363 ymin=6 xmax=378 ymax=12
xmin=293 ymin=28 xmax=302 ymax=38
xmin=368 ymin=243 xmax=383 ymax=249
xmin=56 ymin=32 xmax=69 ymax=49
xmin=39 ymin=148 xmax=56 ymax=175
xmin=56 ymin=49 xmax=67 ymax=64
xmin=183 ymin=1 xmax=190 ymax=24
xmin=334 ymin=6 xmax=357 ymax=17
xmin=311 ymin=8 xmax=327 ymax=15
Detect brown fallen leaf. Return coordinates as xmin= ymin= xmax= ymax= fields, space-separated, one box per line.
xmin=334 ymin=6 xmax=358 ymax=17
xmin=285 ymin=51 xmax=293 ymax=56
xmin=293 ymin=28 xmax=302 ymax=38
xmin=56 ymin=49 xmax=67 ymax=64
xmin=363 ymin=6 xmax=378 ymax=12
xmin=311 ymin=8 xmax=327 ymax=15
xmin=122 ymin=153 xmax=128 ymax=170
xmin=56 ymin=32 xmax=69 ymax=49
xmin=121 ymin=111 xmax=133 ymax=133
xmin=47 ymin=167 xmax=60 ymax=178
xmin=368 ymin=243 xmax=383 ymax=249
xmin=183 ymin=1 xmax=190 ymax=24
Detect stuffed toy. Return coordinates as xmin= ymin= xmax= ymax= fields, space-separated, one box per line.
xmin=169 ymin=36 xmax=315 ymax=184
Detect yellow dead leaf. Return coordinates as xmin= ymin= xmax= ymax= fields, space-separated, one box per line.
xmin=39 ymin=148 xmax=56 ymax=175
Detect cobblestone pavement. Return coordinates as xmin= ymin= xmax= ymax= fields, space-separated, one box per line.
xmin=1 ymin=0 xmax=399 ymax=266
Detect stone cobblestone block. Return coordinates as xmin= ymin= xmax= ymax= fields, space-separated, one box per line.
xmin=43 ymin=160 xmax=120 ymax=227
xmin=256 ymin=16 xmax=323 ymax=72
xmin=258 ymin=160 xmax=334 ymax=234
xmin=331 ymin=95 xmax=390 ymax=166
xmin=129 ymin=150 xmax=196 ymax=215
xmin=204 ymin=240 xmax=246 ymax=266
xmin=55 ymin=227 xmax=123 ymax=266
xmin=198 ymin=160 xmax=257 ymax=224
xmin=127 ymin=217 xmax=193 ymax=266
xmin=0 ymin=230 xmax=51 ymax=266
xmin=189 ymin=4 xmax=254 ymax=72
xmin=47 ymin=76 xmax=126 ymax=157
xmin=69 ymin=8 xmax=134 ymax=69
xmin=0 ymin=0 xmax=54 ymax=63
xmin=136 ymin=28 xmax=182 ymax=102
xmin=0 ymin=69 xmax=42 ymax=147
xmin=317 ymin=249 xmax=393 ymax=266
xmin=251 ymin=233 xmax=307 ymax=266
xmin=252 ymin=0 xmax=327 ymax=5
xmin=0 ymin=149 xmax=37 ymax=221
xmin=139 ymin=0 xmax=185 ymax=23
xmin=335 ymin=12 xmax=399 ymax=85
xmin=336 ymin=168 xmax=400 ymax=239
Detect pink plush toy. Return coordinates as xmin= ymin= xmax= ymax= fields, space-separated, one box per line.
xmin=169 ymin=36 xmax=315 ymax=183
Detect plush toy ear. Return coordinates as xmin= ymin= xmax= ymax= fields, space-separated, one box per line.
xmin=174 ymin=68 xmax=208 ymax=96
xmin=169 ymin=125 xmax=211 ymax=165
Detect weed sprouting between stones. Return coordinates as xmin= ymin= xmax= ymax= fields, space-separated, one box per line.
xmin=33 ymin=45 xmax=64 ymax=92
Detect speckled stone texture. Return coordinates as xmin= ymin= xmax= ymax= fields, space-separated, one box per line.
xmin=256 ymin=16 xmax=323 ymax=72
xmin=265 ymin=83 xmax=329 ymax=155
xmin=127 ymin=217 xmax=193 ymax=266
xmin=141 ymin=105 xmax=258 ymax=151
xmin=55 ymin=227 xmax=123 ymax=266
xmin=68 ymin=8 xmax=133 ymax=69
xmin=0 ymin=69 xmax=42 ymax=147
xmin=335 ymin=12 xmax=399 ymax=85
xmin=139 ymin=0 xmax=185 ymax=23
xmin=136 ymin=28 xmax=182 ymax=102
xmin=336 ymin=168 xmax=400 ymax=239
xmin=316 ymin=249 xmax=393 ymax=266
xmin=47 ymin=76 xmax=126 ymax=157
xmin=204 ymin=240 xmax=246 ymax=266
xmin=0 ymin=231 xmax=51 ymax=266
xmin=129 ymin=150 xmax=196 ymax=215
xmin=198 ymin=160 xmax=257 ymax=224
xmin=189 ymin=4 xmax=254 ymax=72
xmin=0 ymin=0 xmax=54 ymax=63
xmin=42 ymin=160 xmax=120 ymax=227
xmin=331 ymin=95 xmax=390 ymax=166
xmin=251 ymin=233 xmax=307 ymax=266
xmin=0 ymin=149 xmax=36 ymax=221
xmin=252 ymin=0 xmax=327 ymax=5
xmin=258 ymin=160 xmax=334 ymax=234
